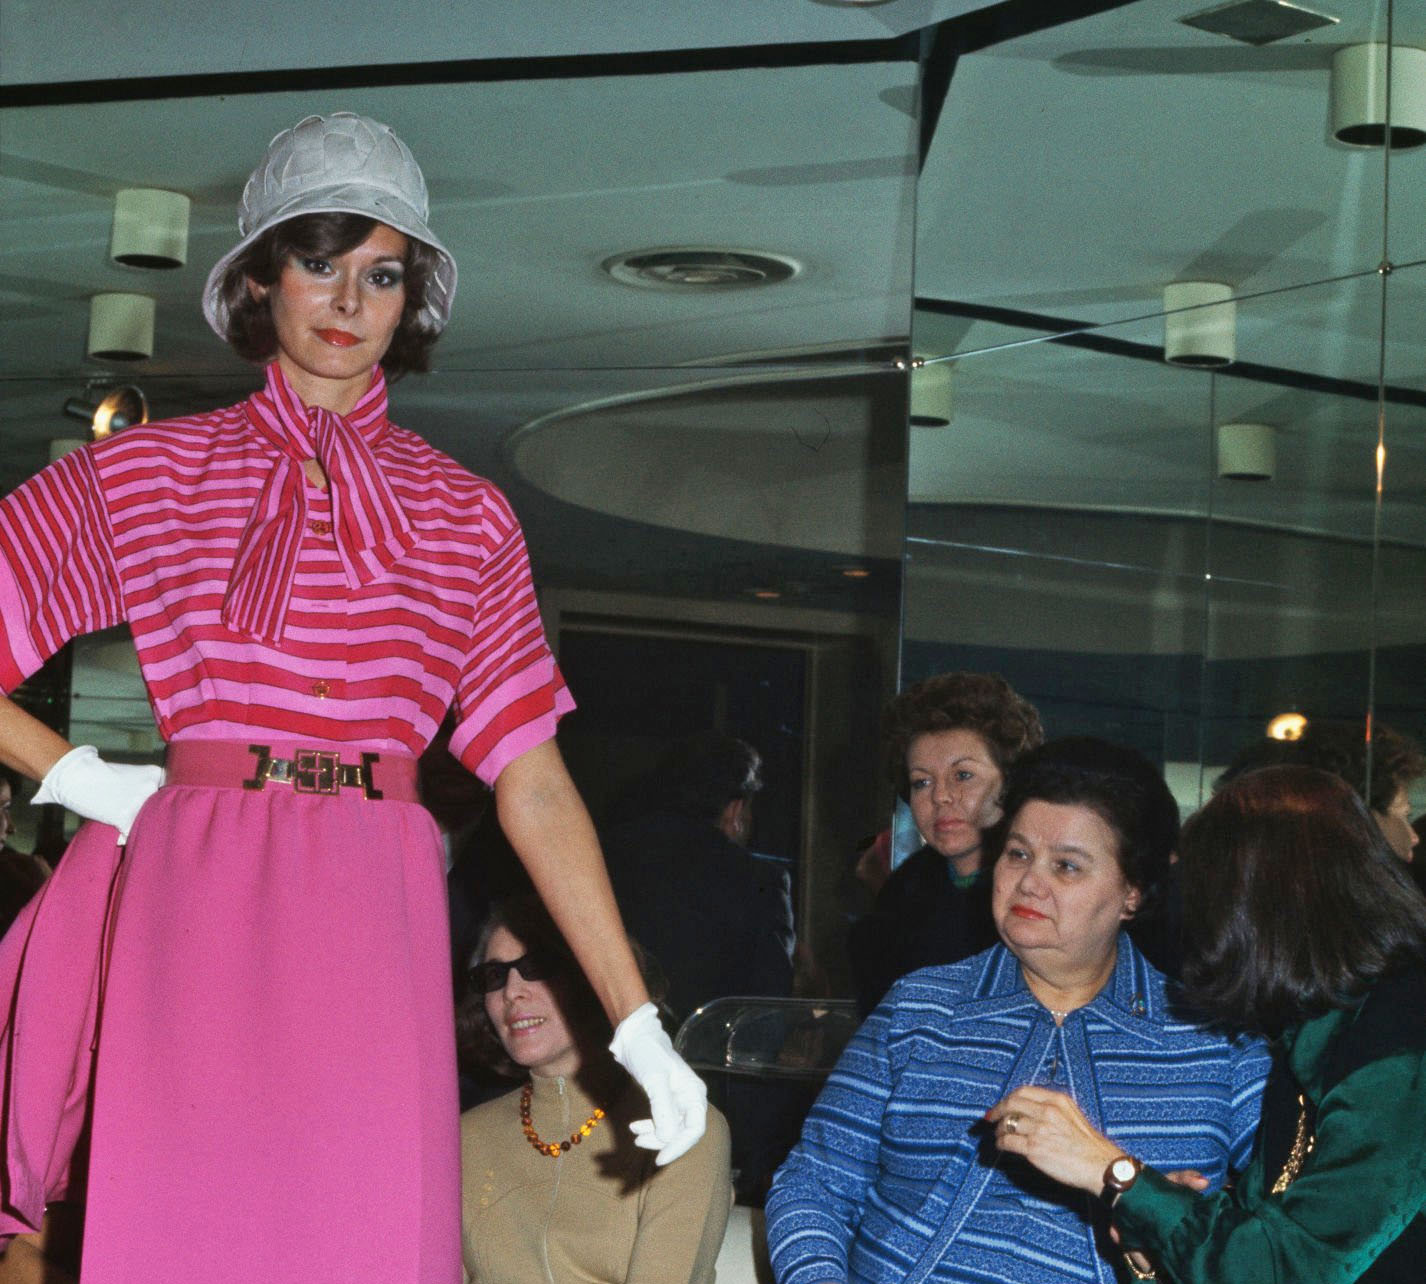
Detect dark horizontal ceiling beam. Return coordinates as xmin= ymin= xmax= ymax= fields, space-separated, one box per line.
xmin=915 ymin=295 xmax=1426 ymax=408
xmin=0 ymin=35 xmax=921 ymax=108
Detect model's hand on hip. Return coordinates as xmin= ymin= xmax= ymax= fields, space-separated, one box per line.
xmin=34 ymin=744 xmax=166 ymax=843
xmin=610 ymin=1001 xmax=708 ymax=1165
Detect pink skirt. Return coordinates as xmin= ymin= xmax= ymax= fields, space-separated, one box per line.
xmin=0 ymin=742 xmax=461 ymax=1283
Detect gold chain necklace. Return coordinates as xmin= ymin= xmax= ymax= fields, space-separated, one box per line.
xmin=1269 ymin=1092 xmax=1316 ymax=1195
xmin=519 ymin=1082 xmax=606 ymax=1158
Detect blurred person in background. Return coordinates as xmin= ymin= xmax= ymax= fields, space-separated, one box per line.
xmin=848 ymin=671 xmax=1044 ymax=1014
xmin=1217 ymin=718 xmax=1422 ymax=863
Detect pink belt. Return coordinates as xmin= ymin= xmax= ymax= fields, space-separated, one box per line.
xmin=165 ymin=740 xmax=419 ymax=803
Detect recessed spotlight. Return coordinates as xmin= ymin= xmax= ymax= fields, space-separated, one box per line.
xmin=602 ymin=248 xmax=800 ymax=291
xmin=1267 ymin=712 xmax=1308 ymax=742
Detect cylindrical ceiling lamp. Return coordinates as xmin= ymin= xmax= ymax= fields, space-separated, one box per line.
xmin=1218 ymin=422 xmax=1276 ymax=481
xmin=87 ymin=293 xmax=154 ymax=361
xmin=1331 ymin=44 xmax=1426 ymax=150
xmin=1163 ymin=281 xmax=1235 ymax=367
xmin=110 ymin=188 xmax=191 ymax=268
xmin=910 ymin=358 xmax=953 ymax=428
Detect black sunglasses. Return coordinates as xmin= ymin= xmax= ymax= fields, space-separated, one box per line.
xmin=469 ymin=951 xmax=554 ymax=994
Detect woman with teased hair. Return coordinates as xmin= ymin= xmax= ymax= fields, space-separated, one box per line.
xmin=849 ymin=671 xmax=1044 ymax=1012
xmin=0 ymin=112 xmax=703 ymax=1283
xmin=989 ymin=765 xmax=1426 ymax=1283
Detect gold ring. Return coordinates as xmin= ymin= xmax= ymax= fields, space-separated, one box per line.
xmin=1005 ymin=1112 xmax=1022 ymax=1135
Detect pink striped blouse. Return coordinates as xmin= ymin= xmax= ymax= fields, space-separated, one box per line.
xmin=0 ymin=364 xmax=573 ymax=785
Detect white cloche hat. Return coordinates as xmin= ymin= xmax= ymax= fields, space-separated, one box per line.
xmin=202 ymin=112 xmax=457 ymax=339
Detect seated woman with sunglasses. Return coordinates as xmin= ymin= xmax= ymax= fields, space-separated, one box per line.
xmin=458 ymin=896 xmax=733 ymax=1284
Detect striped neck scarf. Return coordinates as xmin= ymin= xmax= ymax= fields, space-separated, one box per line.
xmin=223 ymin=362 xmax=416 ymax=644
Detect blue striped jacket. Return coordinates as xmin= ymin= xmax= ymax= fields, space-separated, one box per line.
xmin=766 ymin=938 xmax=1269 ymax=1284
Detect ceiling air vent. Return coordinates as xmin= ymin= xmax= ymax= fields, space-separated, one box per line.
xmin=602 ymin=248 xmax=800 ymax=291
xmin=1179 ymin=0 xmax=1338 ymax=46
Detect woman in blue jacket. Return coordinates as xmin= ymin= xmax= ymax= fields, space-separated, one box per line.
xmin=767 ymin=738 xmax=1269 ymax=1284
xmin=989 ymin=765 xmax=1426 ymax=1284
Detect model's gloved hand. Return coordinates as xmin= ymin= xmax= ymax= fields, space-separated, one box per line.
xmin=609 ymin=1001 xmax=708 ymax=1165
xmin=33 ymin=744 xmax=165 ymax=844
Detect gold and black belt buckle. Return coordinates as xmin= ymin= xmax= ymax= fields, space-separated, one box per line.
xmin=242 ymin=745 xmax=384 ymax=800
xmin=292 ymin=749 xmax=341 ymax=795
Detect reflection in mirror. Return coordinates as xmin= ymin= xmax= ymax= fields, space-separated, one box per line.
xmin=907 ymin=0 xmax=1423 ymax=821
xmin=1375 ymin=1 xmax=1426 ymax=825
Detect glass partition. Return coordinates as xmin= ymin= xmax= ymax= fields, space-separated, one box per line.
xmin=907 ymin=0 xmax=1424 ymax=818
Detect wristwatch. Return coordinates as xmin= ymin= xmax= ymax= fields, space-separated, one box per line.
xmin=1102 ymin=1154 xmax=1143 ymax=1206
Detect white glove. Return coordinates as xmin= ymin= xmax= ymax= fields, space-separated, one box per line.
xmin=33 ymin=744 xmax=165 ymax=844
xmin=609 ymin=1001 xmax=708 ymax=1166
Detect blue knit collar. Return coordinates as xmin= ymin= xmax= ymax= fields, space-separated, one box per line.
xmin=955 ymin=935 xmax=1162 ymax=1036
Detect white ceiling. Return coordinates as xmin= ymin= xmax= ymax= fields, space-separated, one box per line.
xmin=1 ymin=0 xmax=1423 ymax=626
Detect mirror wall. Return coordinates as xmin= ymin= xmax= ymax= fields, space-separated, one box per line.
xmin=907 ymin=0 xmax=1426 ymax=815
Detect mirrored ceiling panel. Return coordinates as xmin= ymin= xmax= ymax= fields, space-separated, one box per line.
xmin=908 ymin=306 xmax=1217 ymax=542
xmin=916 ymin=0 xmax=1400 ymax=340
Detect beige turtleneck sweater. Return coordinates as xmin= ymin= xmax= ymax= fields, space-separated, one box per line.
xmin=460 ymin=1069 xmax=732 ymax=1284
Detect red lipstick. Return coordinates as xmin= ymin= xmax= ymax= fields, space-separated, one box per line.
xmin=316 ymin=329 xmax=359 ymax=347
xmin=1010 ymin=905 xmax=1048 ymax=920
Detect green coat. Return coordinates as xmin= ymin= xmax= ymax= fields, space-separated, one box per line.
xmin=1116 ymin=964 xmax=1426 ymax=1283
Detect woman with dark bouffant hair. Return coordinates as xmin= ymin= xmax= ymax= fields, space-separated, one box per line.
xmin=458 ymin=897 xmax=732 ymax=1284
xmin=769 ymin=738 xmax=1267 ymax=1284
xmin=0 ymin=112 xmax=704 ymax=1282
xmin=850 ymin=671 xmax=1044 ymax=1012
xmin=989 ymin=765 xmax=1426 ymax=1283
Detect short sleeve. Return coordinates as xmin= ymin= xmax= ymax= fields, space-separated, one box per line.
xmin=0 ymin=448 xmax=123 ymax=692
xmin=448 ymin=485 xmax=574 ymax=785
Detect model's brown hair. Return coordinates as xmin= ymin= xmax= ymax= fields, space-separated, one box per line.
xmin=216 ymin=212 xmax=440 ymax=377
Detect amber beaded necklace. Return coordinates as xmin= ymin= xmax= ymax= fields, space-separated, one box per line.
xmin=519 ymin=1082 xmax=606 ymax=1157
